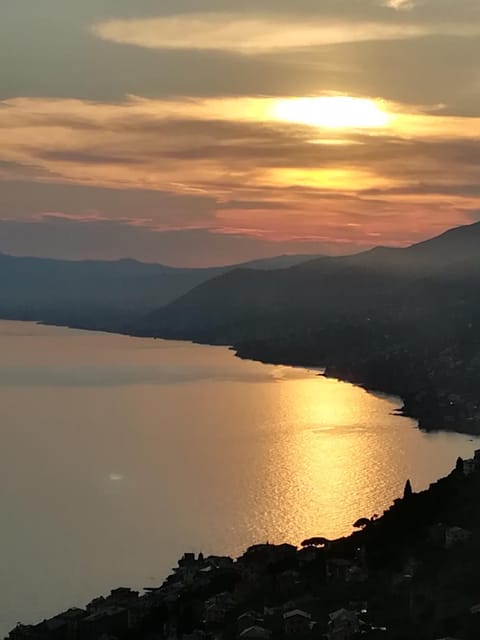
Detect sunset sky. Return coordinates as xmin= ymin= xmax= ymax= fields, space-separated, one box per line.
xmin=1 ymin=0 xmax=480 ymax=265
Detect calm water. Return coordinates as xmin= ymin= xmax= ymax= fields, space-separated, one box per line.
xmin=1 ymin=320 xmax=478 ymax=635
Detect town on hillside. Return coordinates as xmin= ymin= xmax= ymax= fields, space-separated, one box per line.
xmin=10 ymin=452 xmax=480 ymax=640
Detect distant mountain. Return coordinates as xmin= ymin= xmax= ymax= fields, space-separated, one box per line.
xmin=301 ymin=221 xmax=480 ymax=274
xmin=0 ymin=252 xmax=323 ymax=331
xmin=239 ymin=254 xmax=329 ymax=270
xmin=136 ymin=221 xmax=480 ymax=343
xmin=135 ymin=221 xmax=480 ymax=433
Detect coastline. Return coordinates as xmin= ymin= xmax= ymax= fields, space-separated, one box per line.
xmin=16 ymin=315 xmax=480 ymax=436
xmin=4 ymin=319 xmax=480 ymax=639
xmin=230 ymin=342 xmax=480 ymax=437
xmin=35 ymin=317 xmax=461 ymax=435
xmin=10 ymin=457 xmax=480 ymax=640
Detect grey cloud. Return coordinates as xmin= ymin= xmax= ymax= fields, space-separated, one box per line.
xmin=11 ymin=0 xmax=476 ymax=23
xmin=0 ymin=180 xmax=216 ymax=226
xmin=17 ymin=107 xmax=480 ymax=169
xmin=36 ymin=150 xmax=148 ymax=166
xmin=276 ymin=35 xmax=480 ymax=116
xmin=25 ymin=115 xmax=480 ymax=176
xmin=0 ymin=216 xmax=335 ymax=266
xmin=1 ymin=2 xmax=480 ymax=117
xmin=0 ymin=160 xmax=55 ymax=181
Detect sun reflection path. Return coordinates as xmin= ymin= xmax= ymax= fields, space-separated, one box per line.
xmin=255 ymin=375 xmax=412 ymax=543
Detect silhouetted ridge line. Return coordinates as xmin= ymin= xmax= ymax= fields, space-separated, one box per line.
xmin=135 ymin=221 xmax=480 ymax=435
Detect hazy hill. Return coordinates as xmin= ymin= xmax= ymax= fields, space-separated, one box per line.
xmin=137 ymin=221 xmax=480 ymax=343
xmin=135 ymin=221 xmax=480 ymax=433
xmin=0 ymin=252 xmax=322 ymax=330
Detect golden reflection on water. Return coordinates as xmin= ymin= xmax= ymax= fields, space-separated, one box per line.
xmin=243 ymin=376 xmax=395 ymax=544
xmin=0 ymin=321 xmax=479 ymax=634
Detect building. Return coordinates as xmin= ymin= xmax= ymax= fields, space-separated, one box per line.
xmin=204 ymin=592 xmax=235 ymax=625
xmin=237 ymin=612 xmax=264 ymax=633
xmin=239 ymin=626 xmax=271 ymax=640
xmin=283 ymin=610 xmax=312 ymax=636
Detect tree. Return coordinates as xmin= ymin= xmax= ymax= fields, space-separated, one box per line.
xmin=353 ymin=518 xmax=371 ymax=529
xmin=456 ymin=456 xmax=464 ymax=474
xmin=301 ymin=536 xmax=329 ymax=548
xmin=403 ymin=479 xmax=413 ymax=499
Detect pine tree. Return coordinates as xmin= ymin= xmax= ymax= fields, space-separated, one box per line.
xmin=403 ymin=479 xmax=413 ymax=499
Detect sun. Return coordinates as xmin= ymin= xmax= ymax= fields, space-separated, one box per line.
xmin=271 ymin=96 xmax=392 ymax=129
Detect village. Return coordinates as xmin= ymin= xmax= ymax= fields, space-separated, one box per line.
xmin=9 ymin=451 xmax=480 ymax=640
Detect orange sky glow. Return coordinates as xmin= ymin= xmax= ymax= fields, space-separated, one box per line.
xmin=1 ymin=1 xmax=479 ymax=264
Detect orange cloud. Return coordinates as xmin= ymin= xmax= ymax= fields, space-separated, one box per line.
xmin=1 ymin=93 xmax=479 ymax=252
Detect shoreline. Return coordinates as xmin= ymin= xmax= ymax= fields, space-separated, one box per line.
xmin=230 ymin=343 xmax=480 ymax=437
xmin=10 ymin=457 xmax=480 ymax=640
xmin=9 ymin=316 xmax=480 ymax=436
xmin=5 ymin=319 xmax=480 ymax=639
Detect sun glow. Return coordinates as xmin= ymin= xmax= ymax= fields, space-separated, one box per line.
xmin=272 ymin=96 xmax=392 ymax=129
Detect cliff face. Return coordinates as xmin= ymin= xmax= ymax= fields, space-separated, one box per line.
xmin=10 ymin=456 xmax=480 ymax=640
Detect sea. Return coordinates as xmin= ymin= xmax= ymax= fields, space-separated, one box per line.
xmin=1 ymin=320 xmax=478 ymax=635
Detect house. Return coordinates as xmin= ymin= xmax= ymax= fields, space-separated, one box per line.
xmin=283 ymin=609 xmax=312 ymax=636
xmin=81 ymin=606 xmax=128 ymax=640
xmin=205 ymin=555 xmax=234 ymax=570
xmin=108 ymin=588 xmax=139 ymax=606
xmin=204 ymin=592 xmax=235 ymax=624
xmin=238 ymin=612 xmax=264 ymax=633
xmin=328 ymin=609 xmax=360 ymax=640
xmin=239 ymin=626 xmax=271 ymax=640
xmin=298 ymin=546 xmax=323 ymax=567
xmin=237 ymin=544 xmax=297 ymax=582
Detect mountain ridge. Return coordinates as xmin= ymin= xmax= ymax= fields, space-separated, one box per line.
xmin=132 ymin=220 xmax=480 ymax=434
xmin=0 ymin=250 xmax=325 ymax=331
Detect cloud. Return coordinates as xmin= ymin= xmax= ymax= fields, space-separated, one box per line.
xmin=2 ymin=95 xmax=480 ymax=194
xmin=2 ymin=4 xmax=480 ymax=117
xmin=0 ymin=180 xmax=216 ymax=228
xmin=93 ymin=14 xmax=429 ymax=54
xmin=383 ymin=0 xmax=416 ymax=11
xmin=0 ymin=216 xmax=344 ymax=266
xmin=1 ymin=90 xmax=480 ymax=264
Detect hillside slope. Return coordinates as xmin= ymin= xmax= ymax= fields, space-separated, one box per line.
xmin=136 ymin=222 xmax=480 ymax=433
xmin=0 ymin=252 xmax=323 ymax=330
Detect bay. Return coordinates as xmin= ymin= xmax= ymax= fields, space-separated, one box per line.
xmin=0 ymin=320 xmax=478 ymax=636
